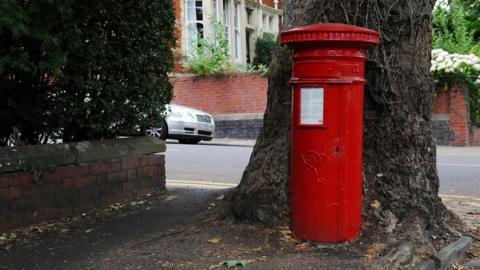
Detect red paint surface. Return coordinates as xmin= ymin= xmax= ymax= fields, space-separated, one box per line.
xmin=281 ymin=24 xmax=379 ymax=242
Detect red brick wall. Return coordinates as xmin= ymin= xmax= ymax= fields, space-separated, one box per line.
xmin=432 ymin=83 xmax=476 ymax=146
xmin=471 ymin=128 xmax=480 ymax=145
xmin=0 ymin=155 xmax=165 ymax=231
xmin=171 ymin=74 xmax=268 ymax=115
xmin=432 ymin=86 xmax=450 ymax=114
xmin=449 ymin=84 xmax=470 ymax=146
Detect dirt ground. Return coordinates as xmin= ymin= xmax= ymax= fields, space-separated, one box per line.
xmin=0 ymin=188 xmax=364 ymax=270
xmin=441 ymin=196 xmax=480 ymax=269
xmin=0 ymin=188 xmax=478 ymax=270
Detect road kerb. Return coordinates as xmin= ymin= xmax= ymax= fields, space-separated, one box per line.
xmin=439 ymin=194 xmax=480 ymax=201
xmin=412 ymin=236 xmax=472 ymax=270
xmin=166 ymin=179 xmax=238 ymax=189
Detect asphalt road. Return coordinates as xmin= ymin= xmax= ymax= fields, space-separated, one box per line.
xmin=165 ymin=141 xmax=252 ymax=184
xmin=165 ymin=141 xmax=480 ymax=198
xmin=437 ymin=146 xmax=480 ymax=197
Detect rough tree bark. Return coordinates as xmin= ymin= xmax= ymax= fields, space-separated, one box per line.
xmin=233 ymin=0 xmax=461 ymax=267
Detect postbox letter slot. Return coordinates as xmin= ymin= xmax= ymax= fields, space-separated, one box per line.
xmin=300 ymin=87 xmax=324 ymax=125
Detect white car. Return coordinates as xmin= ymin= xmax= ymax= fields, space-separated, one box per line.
xmin=146 ymin=104 xmax=215 ymax=144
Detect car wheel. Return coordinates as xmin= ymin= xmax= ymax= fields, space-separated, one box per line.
xmin=178 ymin=138 xmax=200 ymax=144
xmin=145 ymin=121 xmax=168 ymax=141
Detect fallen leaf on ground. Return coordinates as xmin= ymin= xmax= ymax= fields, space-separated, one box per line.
xmin=364 ymin=243 xmax=387 ymax=260
xmin=208 ymin=238 xmax=222 ymax=244
xmin=163 ymin=195 xmax=178 ymax=202
xmin=130 ymin=200 xmax=145 ymax=206
xmin=238 ymin=247 xmax=262 ymax=253
xmin=4 ymin=244 xmax=13 ymax=251
xmin=279 ymin=228 xmax=298 ymax=244
xmin=110 ymin=203 xmax=125 ymax=211
xmin=294 ymin=242 xmax=312 ymax=252
xmin=222 ymin=260 xmax=248 ymax=268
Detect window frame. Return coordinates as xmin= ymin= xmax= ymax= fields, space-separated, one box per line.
xmin=185 ymin=0 xmax=205 ymax=53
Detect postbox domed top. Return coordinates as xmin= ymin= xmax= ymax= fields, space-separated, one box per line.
xmin=280 ymin=23 xmax=380 ymax=47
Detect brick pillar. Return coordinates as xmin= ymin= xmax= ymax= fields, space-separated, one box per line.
xmin=449 ymin=83 xmax=470 ymax=146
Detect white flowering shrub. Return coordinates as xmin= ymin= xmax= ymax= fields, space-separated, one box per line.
xmin=431 ymin=49 xmax=480 ymax=85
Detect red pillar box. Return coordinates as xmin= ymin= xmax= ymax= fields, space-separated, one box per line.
xmin=280 ymin=24 xmax=380 ymax=242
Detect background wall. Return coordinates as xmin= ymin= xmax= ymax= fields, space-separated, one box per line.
xmin=171 ymin=73 xmax=268 ymax=139
xmin=432 ymin=83 xmax=480 ymax=146
xmin=173 ymin=75 xmax=480 ymax=145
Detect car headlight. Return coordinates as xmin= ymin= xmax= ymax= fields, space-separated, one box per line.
xmin=187 ymin=112 xmax=196 ymax=121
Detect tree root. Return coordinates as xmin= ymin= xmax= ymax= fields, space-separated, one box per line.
xmin=364 ymin=211 xmax=464 ymax=269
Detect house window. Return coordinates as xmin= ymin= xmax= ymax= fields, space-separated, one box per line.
xmin=212 ymin=0 xmax=220 ymax=19
xmin=185 ymin=0 xmax=204 ymax=52
xmin=223 ymin=0 xmax=230 ymax=44
xmin=262 ymin=14 xmax=268 ymax=30
xmin=234 ymin=2 xmax=241 ymax=61
xmin=269 ymin=15 xmax=274 ymax=31
xmin=246 ymin=7 xmax=253 ymax=25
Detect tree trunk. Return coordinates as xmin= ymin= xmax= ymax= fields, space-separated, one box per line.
xmin=233 ymin=0 xmax=461 ymax=266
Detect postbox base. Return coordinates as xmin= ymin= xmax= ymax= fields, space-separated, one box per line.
xmin=291 ymin=224 xmax=360 ymax=243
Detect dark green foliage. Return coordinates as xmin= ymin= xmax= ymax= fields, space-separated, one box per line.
xmin=460 ymin=0 xmax=480 ymax=43
xmin=0 ymin=0 xmax=175 ymax=145
xmin=433 ymin=1 xmax=477 ymax=54
xmin=469 ymin=85 xmax=480 ymax=127
xmin=252 ymin=33 xmax=276 ymax=68
xmin=433 ymin=0 xmax=480 ymax=127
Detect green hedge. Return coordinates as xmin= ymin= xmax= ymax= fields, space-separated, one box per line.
xmin=253 ymin=33 xmax=277 ymax=68
xmin=0 ymin=0 xmax=176 ymax=145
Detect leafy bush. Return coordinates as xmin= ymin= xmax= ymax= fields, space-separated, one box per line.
xmin=246 ymin=63 xmax=269 ymax=76
xmin=182 ymin=20 xmax=240 ymax=76
xmin=433 ymin=0 xmax=480 ymax=126
xmin=456 ymin=0 xmax=480 ymax=41
xmin=253 ymin=33 xmax=276 ymax=68
xmin=0 ymin=0 xmax=176 ymax=145
xmin=433 ymin=1 xmax=476 ymax=54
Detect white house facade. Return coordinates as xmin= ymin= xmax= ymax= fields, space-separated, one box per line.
xmin=176 ymin=0 xmax=283 ymax=66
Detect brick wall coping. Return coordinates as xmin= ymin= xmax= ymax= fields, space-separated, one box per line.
xmin=214 ymin=113 xmax=265 ymax=121
xmin=432 ymin=114 xmax=450 ymax=121
xmin=0 ymin=137 xmax=165 ymax=174
xmin=169 ymin=72 xmax=266 ymax=80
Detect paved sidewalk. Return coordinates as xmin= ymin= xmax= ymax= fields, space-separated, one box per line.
xmin=166 ymin=138 xmax=256 ymax=147
xmin=0 ymin=187 xmax=364 ymax=270
xmin=170 ymin=139 xmax=480 ymax=150
xmin=1 ymin=186 xmax=478 ymax=270
xmin=437 ymin=145 xmax=480 ymax=155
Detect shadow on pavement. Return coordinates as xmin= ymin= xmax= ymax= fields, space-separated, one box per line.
xmin=0 ymin=187 xmax=364 ymax=270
